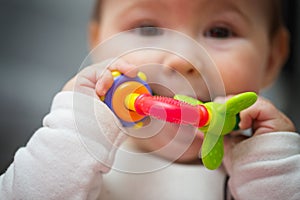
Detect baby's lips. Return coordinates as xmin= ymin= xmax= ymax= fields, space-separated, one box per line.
xmin=147 ymin=83 xmax=175 ymax=98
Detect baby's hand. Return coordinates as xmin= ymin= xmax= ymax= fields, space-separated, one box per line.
xmin=238 ymin=96 xmax=296 ymax=135
xmin=61 ymin=60 xmax=136 ymax=167
xmin=63 ymin=59 xmax=138 ymax=97
xmin=223 ymin=95 xmax=295 ymax=159
xmin=223 ymin=96 xmax=296 ymax=173
xmin=223 ymin=96 xmax=296 ymax=148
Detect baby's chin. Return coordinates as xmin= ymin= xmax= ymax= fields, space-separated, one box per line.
xmin=131 ymin=124 xmax=204 ymax=164
xmin=172 ymin=130 xmax=204 ymax=163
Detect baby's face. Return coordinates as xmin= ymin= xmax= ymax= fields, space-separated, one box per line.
xmin=93 ymin=0 xmax=281 ymax=162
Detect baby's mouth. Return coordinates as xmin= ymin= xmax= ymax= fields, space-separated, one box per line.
xmin=148 ymin=83 xmax=175 ymax=98
xmin=148 ymin=83 xmax=207 ymax=102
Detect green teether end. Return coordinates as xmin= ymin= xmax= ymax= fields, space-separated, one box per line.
xmin=174 ymin=95 xmax=204 ymax=106
xmin=175 ymin=92 xmax=257 ymax=170
xmin=199 ymin=102 xmax=226 ymax=134
xmin=217 ymin=92 xmax=257 ymax=135
xmin=223 ymin=92 xmax=258 ymax=116
xmin=199 ymin=92 xmax=257 ymax=169
xmin=201 ymin=133 xmax=224 ymax=170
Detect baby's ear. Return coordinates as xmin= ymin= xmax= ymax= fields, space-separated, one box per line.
xmin=263 ymin=27 xmax=290 ymax=88
xmin=88 ymin=21 xmax=101 ymax=50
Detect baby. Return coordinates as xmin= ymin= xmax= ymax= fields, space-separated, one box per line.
xmin=1 ymin=0 xmax=299 ymax=199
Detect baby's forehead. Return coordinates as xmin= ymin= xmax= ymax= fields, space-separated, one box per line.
xmin=102 ymin=0 xmax=271 ymax=13
xmin=98 ymin=0 xmax=277 ymax=33
xmin=102 ymin=0 xmax=271 ymax=18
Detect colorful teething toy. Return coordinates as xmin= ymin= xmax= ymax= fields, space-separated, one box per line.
xmin=102 ymin=71 xmax=258 ymax=170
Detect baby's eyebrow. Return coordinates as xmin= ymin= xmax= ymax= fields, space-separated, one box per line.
xmin=225 ymin=4 xmax=251 ymax=25
xmin=198 ymin=3 xmax=253 ymax=32
xmin=121 ymin=0 xmax=167 ymax=13
xmin=112 ymin=0 xmax=168 ymax=25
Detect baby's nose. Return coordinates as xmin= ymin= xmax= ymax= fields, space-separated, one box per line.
xmin=163 ymin=55 xmax=196 ymax=76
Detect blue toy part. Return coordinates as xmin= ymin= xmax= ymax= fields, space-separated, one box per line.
xmin=103 ymin=73 xmax=152 ymax=126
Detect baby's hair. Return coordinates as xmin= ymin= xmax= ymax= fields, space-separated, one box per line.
xmin=92 ymin=0 xmax=284 ymax=36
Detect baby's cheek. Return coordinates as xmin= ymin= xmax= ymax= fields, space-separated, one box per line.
xmin=222 ymin=71 xmax=261 ymax=94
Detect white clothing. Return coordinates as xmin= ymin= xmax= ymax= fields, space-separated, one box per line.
xmin=1 ymin=92 xmax=300 ymax=200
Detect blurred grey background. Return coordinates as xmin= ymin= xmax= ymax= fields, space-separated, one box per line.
xmin=0 ymin=0 xmax=299 ymax=174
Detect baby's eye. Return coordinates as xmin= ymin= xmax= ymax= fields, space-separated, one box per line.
xmin=134 ymin=25 xmax=164 ymax=36
xmin=204 ymin=26 xmax=235 ymax=39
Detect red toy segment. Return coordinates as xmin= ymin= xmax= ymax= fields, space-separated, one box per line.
xmin=197 ymin=105 xmax=210 ymax=127
xmin=134 ymin=94 xmax=209 ymax=127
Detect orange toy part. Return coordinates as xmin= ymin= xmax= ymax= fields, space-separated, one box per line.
xmin=112 ymin=81 xmax=151 ymax=123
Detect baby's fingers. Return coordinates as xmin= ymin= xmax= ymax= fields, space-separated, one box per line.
xmin=96 ymin=69 xmax=114 ymax=96
xmin=109 ymin=59 xmax=138 ymax=78
xmin=238 ymin=97 xmax=296 ymax=135
xmin=96 ymin=60 xmax=138 ymax=97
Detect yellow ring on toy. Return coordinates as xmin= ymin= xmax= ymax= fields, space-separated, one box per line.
xmin=112 ymin=81 xmax=151 ymax=123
